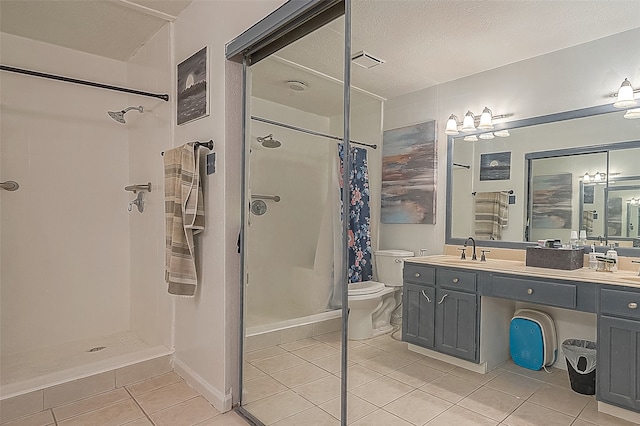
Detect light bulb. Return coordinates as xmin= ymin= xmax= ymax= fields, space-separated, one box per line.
xmin=494 ymin=130 xmax=510 ymax=137
xmin=613 ymin=78 xmax=637 ymax=108
xmin=477 ymin=107 xmax=494 ymax=130
xmin=479 ymin=132 xmax=495 ymax=139
xmin=461 ymin=111 xmax=476 ymax=132
xmin=445 ymin=114 xmax=459 ymax=135
xmin=463 ymin=135 xmax=478 ymax=142
xmin=594 ymin=172 xmax=602 ymax=182
xmin=583 ymin=172 xmax=591 ymax=182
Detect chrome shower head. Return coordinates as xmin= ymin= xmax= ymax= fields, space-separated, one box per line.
xmin=256 ymin=134 xmax=281 ymax=148
xmin=107 ymin=106 xmax=143 ymax=124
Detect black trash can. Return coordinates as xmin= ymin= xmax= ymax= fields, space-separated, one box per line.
xmin=562 ymin=339 xmax=596 ymax=395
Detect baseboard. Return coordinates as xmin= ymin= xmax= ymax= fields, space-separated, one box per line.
xmin=598 ymin=401 xmax=640 ymax=424
xmin=173 ymin=358 xmax=232 ymax=412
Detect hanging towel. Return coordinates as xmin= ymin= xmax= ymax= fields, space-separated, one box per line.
xmin=582 ymin=210 xmax=594 ymax=234
xmin=474 ymin=191 xmax=509 ymax=240
xmin=164 ymin=143 xmax=205 ymax=296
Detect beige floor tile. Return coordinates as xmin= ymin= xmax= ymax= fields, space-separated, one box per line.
xmin=57 ymin=399 xmax=144 ymax=426
xmin=149 ymin=396 xmax=220 ymax=426
xmin=426 ymin=405 xmax=498 ymax=426
xmin=270 ymin=362 xmax=329 ymax=388
xmin=358 ymin=353 xmax=414 ymax=375
xmin=242 ymin=390 xmax=313 ymax=425
xmin=350 ymin=376 xmax=413 ymax=407
xmin=245 ymin=346 xmax=287 ymax=362
xmin=337 ymin=364 xmax=383 ymax=390
xmin=449 ymin=366 xmax=503 ymax=385
xmin=53 ymin=388 xmax=130 ymax=420
xmin=500 ymin=360 xmax=560 ymax=383
xmin=351 ymin=409 xmax=413 ymax=426
xmin=527 ymin=383 xmax=591 ymax=416
xmin=133 ymin=380 xmax=199 ymax=414
xmin=484 ymin=371 xmax=543 ymax=399
xmin=278 ymin=338 xmax=317 ymax=352
xmin=314 ymin=331 xmax=363 ymax=349
xmin=251 ymin=352 xmax=307 ymax=374
xmin=364 ymin=335 xmax=407 ymax=351
xmin=457 ymin=387 xmax=523 ymax=422
xmin=243 ymin=375 xmax=288 ymax=404
xmin=578 ymin=400 xmax=639 ymax=426
xmin=291 ymin=343 xmax=340 ymax=361
xmin=121 ymin=418 xmax=154 ymax=425
xmin=384 ymin=390 xmax=452 ymax=425
xmin=416 ymin=356 xmax=456 ymax=372
xmin=1 ymin=410 xmax=54 ymax=426
xmin=570 ymin=420 xmax=597 ymax=426
xmin=387 ymin=362 xmax=445 ymax=387
xmin=196 ymin=410 xmax=249 ymax=426
xmin=544 ymin=369 xmax=572 ymax=390
xmin=293 ymin=375 xmax=341 ymax=405
xmin=319 ymin=394 xmax=377 ymax=424
xmin=502 ymin=401 xmax=574 ymax=426
xmin=243 ymin=362 xmax=266 ymax=380
xmin=272 ymin=406 xmax=340 ymax=425
xmin=419 ymin=373 xmax=480 ymax=403
xmin=126 ymin=372 xmax=183 ymax=396
xmin=347 ymin=345 xmax=386 ymax=363
xmin=312 ymin=353 xmax=353 ymax=374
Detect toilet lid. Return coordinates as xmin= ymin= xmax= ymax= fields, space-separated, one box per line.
xmin=348 ymin=280 xmax=386 ymax=296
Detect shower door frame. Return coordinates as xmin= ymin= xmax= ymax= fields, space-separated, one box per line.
xmin=226 ymin=1 xmax=352 ymax=424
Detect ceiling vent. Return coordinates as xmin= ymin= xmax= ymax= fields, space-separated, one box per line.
xmin=351 ymin=51 xmax=385 ymax=69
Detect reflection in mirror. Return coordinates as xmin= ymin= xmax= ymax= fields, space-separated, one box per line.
xmin=607 ymin=185 xmax=640 ymax=247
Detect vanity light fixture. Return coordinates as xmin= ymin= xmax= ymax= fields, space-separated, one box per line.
xmin=613 ymin=78 xmax=638 ymax=108
xmin=478 ymin=132 xmax=495 ymax=140
xmin=445 ymin=107 xmax=509 ymax=135
xmin=624 ymin=108 xmax=640 ymax=119
xmin=494 ymin=130 xmax=510 ymax=137
xmin=463 ymin=135 xmax=478 ymax=142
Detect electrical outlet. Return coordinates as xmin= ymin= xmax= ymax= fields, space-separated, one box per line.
xmin=206 ymin=152 xmax=216 ymax=175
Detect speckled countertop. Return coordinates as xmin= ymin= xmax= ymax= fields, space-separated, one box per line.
xmin=407 ymin=255 xmax=640 ymax=289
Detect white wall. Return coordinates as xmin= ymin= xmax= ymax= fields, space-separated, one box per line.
xmin=126 ymin=25 xmax=173 ymax=349
xmin=0 ymin=34 xmax=131 ymax=355
xmin=380 ymin=28 xmax=640 ymax=254
xmin=170 ymin=0 xmax=286 ymax=410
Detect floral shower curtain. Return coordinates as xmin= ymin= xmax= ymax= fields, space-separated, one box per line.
xmin=338 ymin=144 xmax=373 ymax=283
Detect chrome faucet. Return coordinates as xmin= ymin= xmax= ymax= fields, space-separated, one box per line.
xmin=464 ymin=237 xmax=477 ymax=260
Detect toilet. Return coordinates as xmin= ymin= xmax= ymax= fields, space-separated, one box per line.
xmin=347 ymin=249 xmax=414 ymax=340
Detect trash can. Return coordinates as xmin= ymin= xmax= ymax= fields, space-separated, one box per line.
xmin=562 ymin=339 xmax=596 ymax=395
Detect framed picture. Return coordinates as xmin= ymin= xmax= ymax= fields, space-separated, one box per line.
xmin=531 ymin=173 xmax=573 ymax=229
xmin=177 ymin=47 xmax=209 ymax=125
xmin=381 ymin=120 xmax=437 ymax=224
xmin=480 ymin=151 xmax=511 ymax=181
xmin=583 ymin=185 xmax=595 ymax=204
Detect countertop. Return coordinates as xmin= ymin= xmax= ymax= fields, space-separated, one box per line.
xmin=407 ymin=255 xmax=640 ymax=289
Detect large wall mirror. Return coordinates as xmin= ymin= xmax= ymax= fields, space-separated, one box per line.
xmin=447 ymin=105 xmax=640 ymax=256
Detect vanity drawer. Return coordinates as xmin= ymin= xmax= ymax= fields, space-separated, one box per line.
xmin=404 ymin=264 xmax=435 ymax=285
xmin=492 ymin=275 xmax=576 ymax=309
xmin=437 ymin=268 xmax=476 ymax=292
xmin=600 ymin=288 xmax=640 ymax=320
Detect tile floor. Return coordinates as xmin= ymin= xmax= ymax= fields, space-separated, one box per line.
xmin=4 ymin=331 xmax=638 ymax=426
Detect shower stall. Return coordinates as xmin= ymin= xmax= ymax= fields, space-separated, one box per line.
xmin=0 ymin=29 xmax=172 ymax=408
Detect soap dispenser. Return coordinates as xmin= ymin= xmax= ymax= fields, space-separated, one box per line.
xmin=589 ymin=245 xmax=598 ymax=270
xmin=606 ymin=244 xmax=618 ymax=272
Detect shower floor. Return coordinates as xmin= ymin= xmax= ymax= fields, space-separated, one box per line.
xmin=1 ymin=331 xmax=171 ymax=398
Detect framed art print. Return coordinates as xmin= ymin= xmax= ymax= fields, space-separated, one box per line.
xmin=177 ymin=47 xmax=209 ymax=125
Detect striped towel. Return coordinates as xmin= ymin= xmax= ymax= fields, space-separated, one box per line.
xmin=474 ymin=191 xmax=509 ymax=240
xmin=582 ymin=210 xmax=594 ymax=234
xmin=164 ymin=143 xmax=205 ymax=296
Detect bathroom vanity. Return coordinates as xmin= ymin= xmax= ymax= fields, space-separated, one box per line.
xmin=403 ymin=256 xmax=640 ymax=415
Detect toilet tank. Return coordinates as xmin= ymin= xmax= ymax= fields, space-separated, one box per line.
xmin=374 ymin=249 xmax=414 ymax=287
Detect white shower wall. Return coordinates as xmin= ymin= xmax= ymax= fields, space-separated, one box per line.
xmin=0 ymin=28 xmax=173 ymax=359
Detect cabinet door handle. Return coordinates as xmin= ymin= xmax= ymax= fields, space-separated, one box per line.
xmin=629 ymin=302 xmax=638 ymax=309
xmin=527 ymin=288 xmax=533 ymax=295
xmin=438 ymin=294 xmax=448 ymax=304
xmin=452 ymin=277 xmax=459 ymax=283
xmin=415 ymin=272 xmax=421 ymax=278
xmin=421 ymin=290 xmax=431 ymax=302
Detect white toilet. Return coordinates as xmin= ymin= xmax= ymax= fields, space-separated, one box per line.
xmin=347 ymin=249 xmax=414 ymax=340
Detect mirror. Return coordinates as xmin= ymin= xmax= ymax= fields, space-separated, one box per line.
xmin=448 ymin=106 xmax=640 ymax=255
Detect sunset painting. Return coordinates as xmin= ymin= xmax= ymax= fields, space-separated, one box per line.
xmin=381 ymin=121 xmax=437 ymax=224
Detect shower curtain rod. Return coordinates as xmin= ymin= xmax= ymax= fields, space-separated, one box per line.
xmin=251 ymin=115 xmax=377 ymax=149
xmin=0 ymin=65 xmax=169 ymax=102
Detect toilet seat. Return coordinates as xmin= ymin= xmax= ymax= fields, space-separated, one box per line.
xmin=348 ymin=280 xmax=386 ymax=296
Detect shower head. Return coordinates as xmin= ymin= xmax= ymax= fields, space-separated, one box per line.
xmin=256 ymin=134 xmax=281 ymax=148
xmin=107 ymin=106 xmax=144 ymax=124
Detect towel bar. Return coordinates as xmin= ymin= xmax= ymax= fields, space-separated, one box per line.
xmin=125 ymin=182 xmax=151 ymax=193
xmin=161 ymin=140 xmax=214 ymax=156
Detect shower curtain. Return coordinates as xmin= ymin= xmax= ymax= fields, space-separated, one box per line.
xmin=339 ymin=144 xmax=373 ymax=283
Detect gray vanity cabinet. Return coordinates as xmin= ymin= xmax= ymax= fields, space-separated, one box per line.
xmin=597 ymin=287 xmax=640 ymax=411
xmin=403 ymin=263 xmax=478 ymax=362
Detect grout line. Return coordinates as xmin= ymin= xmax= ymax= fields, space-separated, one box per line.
xmin=51 ymin=408 xmax=59 ymax=426
xmin=124 ymin=386 xmax=155 ymax=425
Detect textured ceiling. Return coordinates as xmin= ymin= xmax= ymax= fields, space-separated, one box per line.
xmin=0 ymin=0 xmax=192 ymax=61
